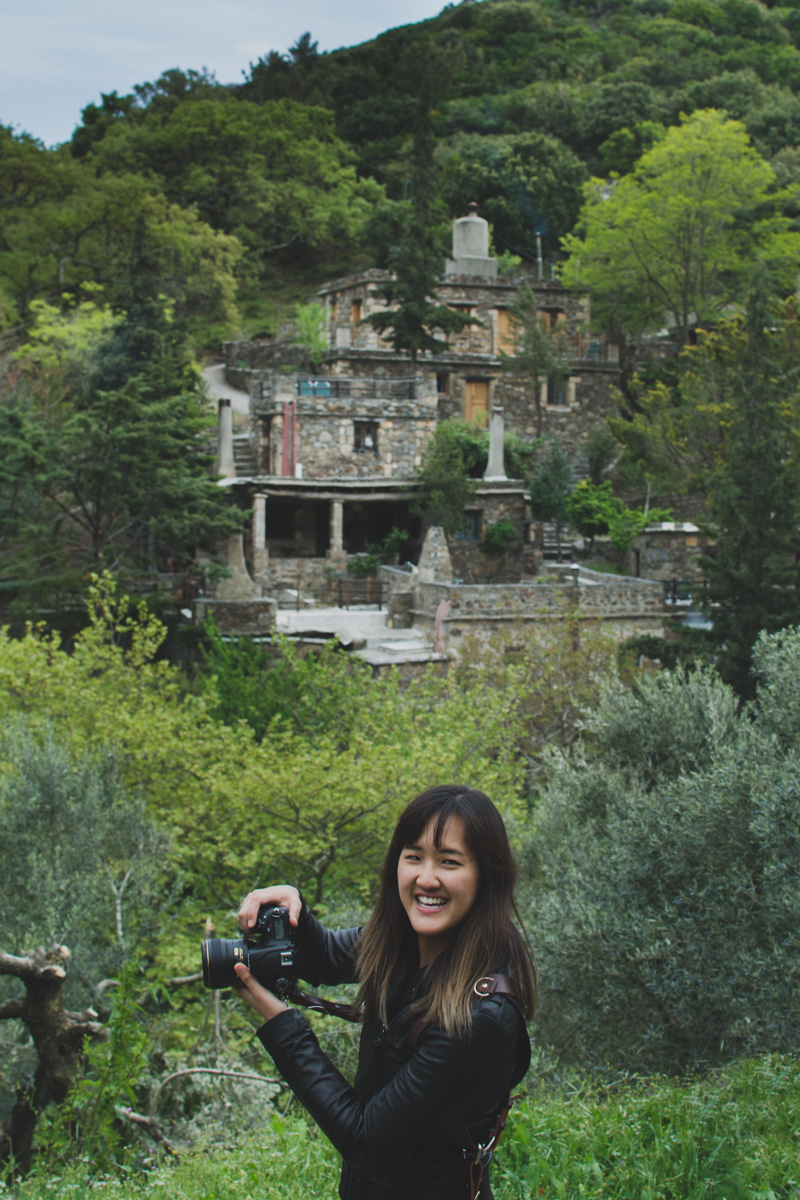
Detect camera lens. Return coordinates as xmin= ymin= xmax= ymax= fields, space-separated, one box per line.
xmin=201 ymin=937 xmax=248 ymax=990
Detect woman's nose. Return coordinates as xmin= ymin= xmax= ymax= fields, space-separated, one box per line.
xmin=416 ymin=858 xmax=439 ymax=887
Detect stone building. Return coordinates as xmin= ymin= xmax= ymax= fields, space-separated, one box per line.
xmin=216 ymin=205 xmax=622 ymax=595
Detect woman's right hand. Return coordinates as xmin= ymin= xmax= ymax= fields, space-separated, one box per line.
xmin=237 ymin=885 xmax=302 ymax=932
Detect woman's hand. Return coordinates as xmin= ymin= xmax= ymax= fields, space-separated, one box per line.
xmin=233 ymin=962 xmax=289 ymax=1024
xmin=237 ymin=885 xmax=302 ymax=933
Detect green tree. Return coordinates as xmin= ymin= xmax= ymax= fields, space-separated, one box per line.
xmin=410 ymin=420 xmax=484 ymax=533
xmin=438 ymin=130 xmax=586 ymax=259
xmin=527 ymin=438 xmax=572 ymax=561
xmin=565 ymin=480 xmax=619 ymax=555
xmin=561 ymin=110 xmax=800 ymax=347
xmin=0 ymin=720 xmax=166 ymax=1171
xmin=500 ymin=281 xmax=571 ymax=436
xmin=527 ymin=630 xmax=800 ymax=1072
xmin=362 ymin=43 xmax=474 ymax=364
xmin=292 ymin=301 xmax=329 ymax=368
xmin=0 ymin=126 xmax=242 ymax=325
xmin=78 ymin=94 xmax=383 ymax=273
xmin=1 ymin=297 xmax=243 ymax=584
xmin=696 ymin=284 xmax=800 ymax=695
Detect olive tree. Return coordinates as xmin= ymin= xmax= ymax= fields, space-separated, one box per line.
xmin=525 ymin=629 xmax=800 ymax=1072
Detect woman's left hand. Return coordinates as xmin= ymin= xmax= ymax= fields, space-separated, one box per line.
xmin=233 ymin=962 xmax=289 ymax=1024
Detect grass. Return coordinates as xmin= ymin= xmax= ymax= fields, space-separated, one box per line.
xmin=5 ymin=1056 xmax=800 ymax=1199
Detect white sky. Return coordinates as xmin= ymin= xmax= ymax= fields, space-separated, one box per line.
xmin=0 ymin=0 xmax=450 ymax=148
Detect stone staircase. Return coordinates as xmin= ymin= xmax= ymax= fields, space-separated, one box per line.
xmin=233 ymin=436 xmax=257 ymax=477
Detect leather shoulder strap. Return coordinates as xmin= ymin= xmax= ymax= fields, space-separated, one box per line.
xmin=406 ymin=974 xmax=519 ymax=1056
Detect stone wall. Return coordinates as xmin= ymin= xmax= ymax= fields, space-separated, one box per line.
xmin=446 ymin=484 xmax=530 ymax=583
xmin=411 ymin=566 xmax=665 ymax=644
xmin=628 ymin=523 xmax=711 ymax=582
xmin=193 ymin=597 xmax=276 ymax=635
xmin=250 ymin=374 xmax=438 ymax=479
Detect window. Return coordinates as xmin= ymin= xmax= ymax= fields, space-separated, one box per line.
xmin=352 ymin=299 xmax=363 ymax=325
xmin=496 ymin=309 xmax=516 ymax=353
xmin=297 ymin=379 xmax=333 ymax=397
xmin=354 ymin=421 xmax=379 ymax=453
xmin=436 ymin=372 xmax=450 ymax=395
xmin=454 ymin=511 xmax=481 ymax=541
xmin=546 ymin=377 xmax=566 ymax=406
xmin=539 ymin=308 xmax=566 ymax=331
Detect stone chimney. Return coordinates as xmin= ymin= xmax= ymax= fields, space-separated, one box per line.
xmin=218 ymin=398 xmax=235 ymax=480
xmin=445 ymin=201 xmax=498 ymax=278
xmin=483 ymin=407 xmax=508 ymax=481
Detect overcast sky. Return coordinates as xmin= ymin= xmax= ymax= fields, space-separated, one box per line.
xmin=1 ymin=0 xmax=449 ymax=148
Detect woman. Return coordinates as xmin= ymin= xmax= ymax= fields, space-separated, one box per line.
xmin=234 ymin=784 xmax=536 ymax=1200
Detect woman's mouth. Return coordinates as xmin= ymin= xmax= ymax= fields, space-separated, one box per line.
xmin=415 ymin=895 xmax=448 ymax=909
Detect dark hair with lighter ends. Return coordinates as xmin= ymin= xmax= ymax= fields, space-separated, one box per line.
xmin=355 ymin=785 xmax=537 ymax=1037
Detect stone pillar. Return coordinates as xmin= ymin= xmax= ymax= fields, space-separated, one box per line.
xmin=252 ymin=493 xmax=269 ymax=580
xmin=330 ymin=500 xmax=344 ymax=553
xmin=218 ymin=398 xmax=235 ymax=480
xmin=483 ymin=406 xmax=508 ymax=481
xmin=417 ymin=526 xmax=453 ymax=583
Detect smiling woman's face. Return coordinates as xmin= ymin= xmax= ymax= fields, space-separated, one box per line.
xmin=396 ymin=814 xmax=480 ymax=966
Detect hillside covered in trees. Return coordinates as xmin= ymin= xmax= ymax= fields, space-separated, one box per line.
xmin=4 ymin=0 xmax=800 ymax=343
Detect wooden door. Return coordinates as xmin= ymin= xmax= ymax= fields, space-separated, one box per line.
xmin=465 ymin=380 xmax=489 ymax=425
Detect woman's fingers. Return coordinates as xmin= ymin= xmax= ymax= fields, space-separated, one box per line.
xmin=232 ymin=962 xmax=288 ymax=1023
xmin=237 ymin=886 xmax=302 ymax=931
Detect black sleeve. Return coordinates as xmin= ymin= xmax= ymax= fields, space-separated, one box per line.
xmin=292 ymin=901 xmax=361 ymax=986
xmin=257 ymin=999 xmax=523 ymax=1174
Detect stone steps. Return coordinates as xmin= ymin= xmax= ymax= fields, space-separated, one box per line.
xmin=233 ymin=436 xmax=257 ymax=477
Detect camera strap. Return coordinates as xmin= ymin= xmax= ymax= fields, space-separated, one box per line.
xmin=279 ymin=978 xmax=362 ymax=1023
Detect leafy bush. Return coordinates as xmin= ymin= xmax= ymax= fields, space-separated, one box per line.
xmin=526 ymin=627 xmax=800 ymax=1071
xmin=482 ymin=518 xmax=521 ymax=551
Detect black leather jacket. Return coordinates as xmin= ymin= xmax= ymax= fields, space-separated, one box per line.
xmin=257 ymin=905 xmax=531 ymax=1200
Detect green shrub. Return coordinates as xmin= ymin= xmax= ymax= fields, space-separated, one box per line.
xmin=482 ymin=518 xmax=520 ymax=551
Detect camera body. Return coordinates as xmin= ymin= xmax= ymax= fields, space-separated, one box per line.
xmin=201 ymin=905 xmax=295 ymax=991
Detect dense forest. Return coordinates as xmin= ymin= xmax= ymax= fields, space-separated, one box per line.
xmin=5 ymin=0 xmax=800 ymax=342
xmin=4 ymin=1 xmax=800 ymax=1194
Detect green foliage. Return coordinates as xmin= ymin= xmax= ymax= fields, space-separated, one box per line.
xmin=1 ymin=295 xmax=244 ymax=583
xmin=526 ymin=438 xmax=572 ymax=528
xmin=0 ymin=126 xmax=242 ymax=326
xmin=495 ymin=1056 xmax=800 ymax=1200
xmin=562 ymin=110 xmax=800 ymax=344
xmin=438 ymin=130 xmax=586 ymax=258
xmin=482 ymin=518 xmax=520 ymax=552
xmin=197 ymin=622 xmax=381 ymax=742
xmin=291 ymin=301 xmax=329 ymax=367
xmin=346 ymin=527 xmax=409 ymax=576
xmin=0 ymin=575 xmax=523 ymax=908
xmin=585 ymin=426 xmax=618 ymax=485
xmin=528 ymin=629 xmax=800 ymax=1071
xmin=410 ymin=420 xmax=482 ymax=533
xmin=500 ymin=282 xmax=570 ymax=436
xmin=0 ymin=720 xmax=169 ymax=992
xmin=565 ymin=481 xmax=618 ymax=548
xmin=362 ymin=43 xmax=475 ymax=363
xmin=72 ymin=92 xmax=384 ymax=273
xmin=612 ymin=284 xmax=800 ymax=688
xmin=36 ymin=969 xmax=150 ymax=1175
xmin=565 ymin=481 xmax=669 ymax=563
xmin=695 ymin=284 xmax=800 ymax=695
xmin=11 ymin=1054 xmax=800 ymax=1199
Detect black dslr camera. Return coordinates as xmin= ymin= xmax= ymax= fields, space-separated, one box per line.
xmin=201 ymin=905 xmax=295 ymax=991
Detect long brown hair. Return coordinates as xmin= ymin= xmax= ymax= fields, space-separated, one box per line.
xmin=355 ymin=785 xmax=537 ymax=1037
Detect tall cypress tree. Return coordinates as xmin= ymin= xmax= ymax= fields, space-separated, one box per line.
xmin=699 ymin=280 xmax=800 ymax=696
xmin=363 ymin=42 xmax=473 ymax=365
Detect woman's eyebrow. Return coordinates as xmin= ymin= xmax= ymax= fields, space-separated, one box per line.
xmin=404 ymin=843 xmax=466 ymax=856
